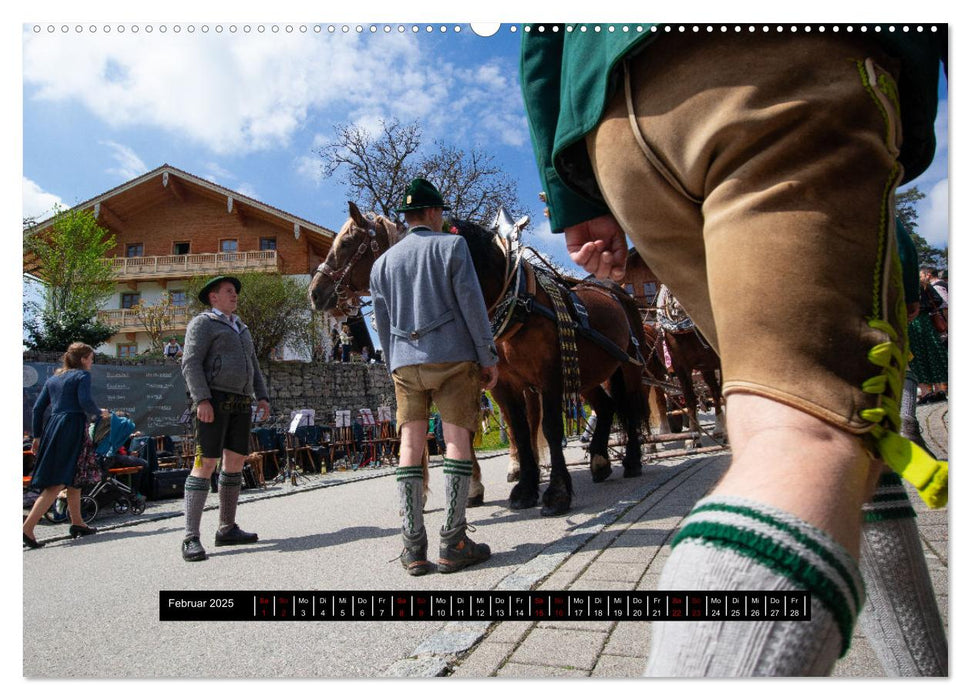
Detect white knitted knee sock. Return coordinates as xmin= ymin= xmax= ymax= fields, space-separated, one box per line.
xmin=644 ymin=496 xmax=863 ymax=677
xmin=857 ymin=472 xmax=948 ymax=675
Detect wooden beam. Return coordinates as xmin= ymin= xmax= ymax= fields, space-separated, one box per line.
xmin=162 ymin=171 xmax=185 ymax=201
xmin=227 ymin=196 xmax=247 ymax=227
xmin=93 ymin=201 xmax=125 ymax=231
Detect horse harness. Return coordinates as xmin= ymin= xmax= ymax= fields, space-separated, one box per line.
xmin=315 ymin=215 xmax=392 ymax=316
xmin=489 ymin=250 xmax=646 ymax=372
xmin=656 ymin=284 xmax=712 ymax=351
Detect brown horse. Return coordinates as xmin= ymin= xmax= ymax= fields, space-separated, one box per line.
xmin=309 ymin=203 xmax=660 ymax=515
xmin=656 ymin=285 xmax=725 ymax=446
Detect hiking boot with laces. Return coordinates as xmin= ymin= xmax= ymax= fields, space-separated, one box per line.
xmin=438 ymin=523 xmax=491 ymax=574
xmin=398 ymin=530 xmax=432 ymax=576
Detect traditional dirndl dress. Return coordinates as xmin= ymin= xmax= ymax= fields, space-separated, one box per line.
xmin=30 ymin=411 xmax=87 ymax=490
xmin=907 ymin=313 xmax=948 ymax=385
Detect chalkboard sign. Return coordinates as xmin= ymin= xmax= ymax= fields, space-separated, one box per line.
xmin=23 ymin=362 xmax=190 ymax=437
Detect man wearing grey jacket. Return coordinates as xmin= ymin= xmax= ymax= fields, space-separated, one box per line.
xmin=180 ymin=275 xmax=271 ymax=562
xmin=370 ymin=178 xmax=499 ymax=575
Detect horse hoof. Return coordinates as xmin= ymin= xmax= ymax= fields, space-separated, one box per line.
xmin=590 ymin=454 xmax=611 ymax=483
xmin=540 ymin=501 xmax=570 ymax=517
xmin=506 ymin=462 xmax=520 ymax=483
xmin=466 ymin=494 xmax=484 ymax=508
xmin=509 ymin=496 xmax=538 ymax=510
xmin=623 ymin=464 xmax=643 ymax=478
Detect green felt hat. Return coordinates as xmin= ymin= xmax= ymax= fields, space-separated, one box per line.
xmin=198 ymin=275 xmax=241 ymax=305
xmin=395 ymin=178 xmax=451 ymax=213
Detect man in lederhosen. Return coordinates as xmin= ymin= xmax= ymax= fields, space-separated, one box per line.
xmin=370 ymin=178 xmax=499 ymax=575
xmin=180 ymin=275 xmax=271 ymax=562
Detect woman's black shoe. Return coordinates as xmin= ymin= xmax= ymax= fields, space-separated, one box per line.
xmin=69 ymin=524 xmax=97 ymax=538
xmin=23 ymin=532 xmax=44 ymax=549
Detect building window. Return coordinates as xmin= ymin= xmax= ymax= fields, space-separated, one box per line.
xmin=220 ymin=239 xmax=238 ymax=253
xmin=126 ymin=243 xmax=144 ymax=258
xmin=117 ymin=343 xmax=138 ymax=358
xmin=121 ymin=293 xmax=141 ymax=309
xmin=170 ymin=291 xmax=187 ymax=307
xmin=260 ymin=237 xmax=277 ymax=251
xmin=173 ymin=242 xmax=190 ymax=255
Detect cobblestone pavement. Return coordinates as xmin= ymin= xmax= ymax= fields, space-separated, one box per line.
xmin=451 ymin=401 xmax=950 ymax=678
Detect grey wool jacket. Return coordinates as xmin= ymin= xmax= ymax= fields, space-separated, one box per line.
xmin=181 ymin=311 xmax=269 ymax=405
xmin=370 ymin=227 xmax=498 ymax=373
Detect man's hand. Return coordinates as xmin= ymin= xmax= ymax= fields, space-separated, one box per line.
xmin=196 ymin=400 xmax=214 ymax=424
xmin=31 ymin=438 xmax=40 ymax=454
xmin=256 ymin=399 xmax=271 ymax=422
xmin=481 ymin=365 xmax=498 ymax=391
xmin=564 ymin=214 xmax=628 ymax=282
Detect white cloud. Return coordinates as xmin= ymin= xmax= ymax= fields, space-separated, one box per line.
xmin=918 ymin=178 xmax=949 ymax=250
xmin=295 ymin=154 xmax=325 ymax=185
xmin=101 ymin=140 xmax=147 ymax=180
xmin=22 ymin=178 xmax=64 ymax=221
xmin=23 ymin=29 xmax=530 ymax=157
xmin=202 ymin=162 xmax=234 ymax=182
xmin=234 ymin=183 xmax=260 ymax=200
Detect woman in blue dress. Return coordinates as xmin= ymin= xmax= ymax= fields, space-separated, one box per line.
xmin=23 ymin=343 xmax=108 ymax=548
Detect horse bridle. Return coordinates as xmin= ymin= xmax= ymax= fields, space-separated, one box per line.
xmin=315 ymin=217 xmax=391 ymax=317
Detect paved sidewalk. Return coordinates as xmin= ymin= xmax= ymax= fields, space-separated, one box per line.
xmin=450 ymin=402 xmax=950 ymax=678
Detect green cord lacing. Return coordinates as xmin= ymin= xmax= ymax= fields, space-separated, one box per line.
xmin=860 ymin=320 xmax=947 ymax=509
xmin=850 ymin=62 xmax=948 ymax=510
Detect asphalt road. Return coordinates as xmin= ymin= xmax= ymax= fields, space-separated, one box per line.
xmin=24 ymin=434 xmax=718 ymax=678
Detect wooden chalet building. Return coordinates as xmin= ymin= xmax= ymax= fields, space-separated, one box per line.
xmin=622 ymin=248 xmax=663 ymax=324
xmin=25 ymin=164 xmax=338 ymax=358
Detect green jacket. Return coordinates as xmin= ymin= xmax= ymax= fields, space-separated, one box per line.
xmin=521 ymin=24 xmax=945 ymax=232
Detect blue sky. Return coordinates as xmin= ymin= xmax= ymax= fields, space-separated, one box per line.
xmin=20 ymin=21 xmax=950 ymax=278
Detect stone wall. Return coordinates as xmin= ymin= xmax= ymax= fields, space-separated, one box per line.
xmin=262 ymin=361 xmax=396 ymax=422
xmin=24 ymin=352 xmax=396 ymax=423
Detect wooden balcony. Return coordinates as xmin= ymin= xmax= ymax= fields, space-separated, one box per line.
xmin=97 ymin=306 xmax=191 ymax=333
xmin=109 ymin=250 xmax=278 ymax=281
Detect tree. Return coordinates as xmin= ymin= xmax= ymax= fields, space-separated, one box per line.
xmin=131 ymin=292 xmax=183 ymax=354
xmin=316 ymin=118 xmax=526 ymax=228
xmin=23 ymin=208 xmax=118 ymax=351
xmin=24 ymin=308 xmax=117 ymax=352
xmin=895 ymin=186 xmax=947 ymax=269
xmin=186 ymin=272 xmax=316 ymax=363
xmin=291 ymin=310 xmax=333 ymax=363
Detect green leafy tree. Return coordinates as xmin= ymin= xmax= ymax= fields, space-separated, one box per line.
xmin=895 ymin=186 xmax=947 ymax=269
xmin=186 ymin=272 xmax=314 ymax=363
xmin=23 ymin=208 xmax=118 ymax=351
xmin=24 ymin=309 xmax=117 ymax=352
xmin=291 ymin=311 xmax=331 ymax=363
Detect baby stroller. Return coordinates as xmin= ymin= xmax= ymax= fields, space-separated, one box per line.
xmin=44 ymin=413 xmax=147 ymax=524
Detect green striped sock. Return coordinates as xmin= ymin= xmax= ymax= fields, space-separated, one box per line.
xmin=217 ymin=471 xmax=243 ymax=534
xmin=183 ymin=475 xmax=211 ymax=540
xmin=442 ymin=459 xmax=474 ymax=532
xmin=396 ymin=465 xmax=425 ymax=539
xmin=857 ymin=472 xmax=948 ymax=675
xmin=644 ymin=496 xmax=863 ymax=677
